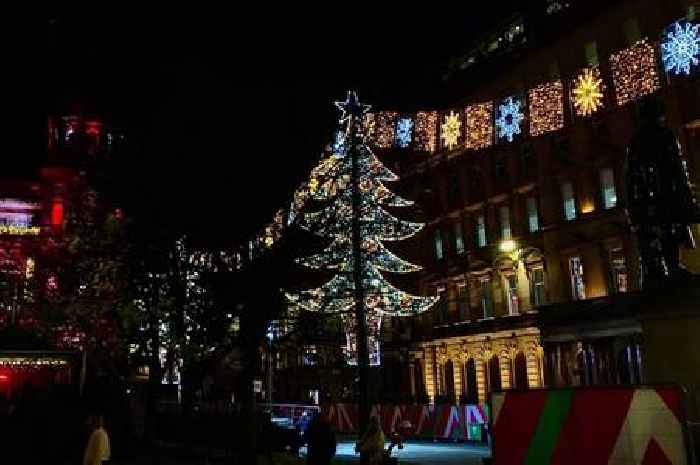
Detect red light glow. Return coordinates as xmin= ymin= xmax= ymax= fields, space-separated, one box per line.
xmin=51 ymin=200 xmax=64 ymax=226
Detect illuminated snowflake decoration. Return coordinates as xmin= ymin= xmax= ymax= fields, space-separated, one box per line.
xmin=440 ymin=111 xmax=462 ymax=150
xmin=661 ymin=20 xmax=700 ymax=76
xmin=496 ymin=96 xmax=524 ymax=142
xmin=395 ymin=117 xmax=413 ymax=148
xmin=572 ymin=68 xmax=604 ymax=116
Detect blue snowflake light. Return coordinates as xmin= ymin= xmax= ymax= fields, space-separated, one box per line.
xmin=395 ymin=117 xmax=413 ymax=148
xmin=496 ymin=96 xmax=525 ymax=142
xmin=661 ymin=20 xmax=700 ymax=76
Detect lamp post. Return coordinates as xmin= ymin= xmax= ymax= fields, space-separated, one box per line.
xmin=266 ymin=324 xmax=274 ymax=414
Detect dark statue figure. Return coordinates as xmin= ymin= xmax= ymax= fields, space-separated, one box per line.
xmin=625 ymin=97 xmax=700 ymax=287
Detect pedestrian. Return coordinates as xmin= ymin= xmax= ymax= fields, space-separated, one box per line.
xmin=83 ymin=413 xmax=111 ymax=465
xmin=306 ymin=413 xmax=336 ymax=465
xmin=356 ymin=416 xmax=385 ymax=465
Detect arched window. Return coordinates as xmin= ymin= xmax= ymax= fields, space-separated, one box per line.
xmin=488 ymin=355 xmax=502 ymax=392
xmin=514 ymin=352 xmax=528 ymax=389
xmin=444 ymin=360 xmax=456 ymax=401
xmin=464 ymin=359 xmax=478 ymax=404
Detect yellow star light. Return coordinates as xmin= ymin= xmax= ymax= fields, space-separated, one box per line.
xmin=440 ymin=111 xmax=462 ymax=150
xmin=572 ymin=68 xmax=604 ymax=117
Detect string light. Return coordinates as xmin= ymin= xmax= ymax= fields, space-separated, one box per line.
xmin=375 ymin=111 xmax=397 ymax=148
xmin=363 ymin=112 xmax=376 ymax=145
xmin=414 ymin=111 xmax=438 ymax=153
xmin=0 ymin=225 xmax=40 ymax=235
xmin=610 ymin=38 xmax=661 ymax=106
xmin=571 ymin=67 xmax=605 ymax=117
xmin=661 ymin=20 xmax=700 ymax=76
xmin=496 ymin=96 xmax=525 ymax=143
xmin=286 ymin=92 xmax=438 ymax=366
xmin=440 ymin=110 xmax=463 ymax=150
xmin=528 ymin=80 xmax=564 ymax=136
xmin=465 ymin=102 xmax=493 ymax=150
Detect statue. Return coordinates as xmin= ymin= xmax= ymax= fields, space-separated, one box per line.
xmin=625 ymin=96 xmax=700 ymax=287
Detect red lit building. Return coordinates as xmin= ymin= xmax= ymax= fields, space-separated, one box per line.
xmin=0 ymin=114 xmax=123 ymax=397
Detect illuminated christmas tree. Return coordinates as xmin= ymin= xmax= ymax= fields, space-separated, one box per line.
xmin=287 ymin=92 xmax=437 ymax=366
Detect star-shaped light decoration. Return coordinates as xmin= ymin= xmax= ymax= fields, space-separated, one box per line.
xmin=496 ymin=96 xmax=525 ymax=142
xmin=440 ymin=111 xmax=462 ymax=150
xmin=335 ymin=90 xmax=371 ymax=123
xmin=661 ymin=20 xmax=700 ymax=76
xmin=572 ymin=68 xmax=605 ymax=117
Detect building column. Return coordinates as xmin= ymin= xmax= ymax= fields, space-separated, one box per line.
xmin=476 ymin=356 xmax=488 ymax=404
xmin=424 ymin=347 xmax=437 ymax=403
xmin=408 ymin=359 xmax=416 ymax=397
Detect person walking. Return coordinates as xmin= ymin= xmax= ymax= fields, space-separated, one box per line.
xmin=306 ymin=413 xmax=337 ymax=465
xmin=83 ymin=413 xmax=111 ymax=465
xmin=356 ymin=416 xmax=385 ymax=465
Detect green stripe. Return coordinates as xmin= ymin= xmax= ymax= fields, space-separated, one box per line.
xmin=524 ymin=389 xmax=575 ymax=465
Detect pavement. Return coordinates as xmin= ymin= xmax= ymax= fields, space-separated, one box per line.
xmin=305 ymin=440 xmax=490 ymax=465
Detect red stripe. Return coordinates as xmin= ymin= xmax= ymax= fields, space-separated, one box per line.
xmin=493 ymin=391 xmax=548 ymax=465
xmin=655 ymin=387 xmax=683 ymax=422
xmin=549 ymin=388 xmax=634 ymax=465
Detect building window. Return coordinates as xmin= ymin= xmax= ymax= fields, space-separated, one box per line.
xmin=499 ymin=205 xmax=512 ymax=240
xmin=434 ymin=230 xmax=444 ymax=260
xmin=600 ymin=168 xmax=617 ymax=209
xmin=569 ymin=256 xmax=586 ymax=300
xmin=585 ymin=41 xmax=599 ymax=66
xmin=480 ymin=278 xmax=494 ymax=318
xmin=527 ymin=197 xmax=539 ymax=232
xmin=494 ymin=158 xmax=508 ymax=179
xmin=561 ymin=182 xmax=577 ymax=221
xmin=505 ymin=274 xmax=519 ymax=315
xmin=436 ymin=287 xmax=448 ymax=323
xmin=476 ymin=215 xmax=487 ymax=247
xmin=531 ymin=268 xmax=546 ymax=307
xmin=454 ymin=222 xmax=465 ymax=254
xmin=623 ymin=17 xmax=641 ymax=45
xmin=302 ymin=345 xmax=318 ymax=366
xmin=610 ymin=248 xmax=628 ymax=293
xmin=458 ymin=284 xmax=469 ymax=321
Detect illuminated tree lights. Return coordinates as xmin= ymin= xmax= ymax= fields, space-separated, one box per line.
xmin=395 ymin=117 xmax=414 ymax=148
xmin=465 ymin=102 xmax=494 ymax=150
xmin=496 ymin=96 xmax=525 ymax=142
xmin=287 ymin=92 xmax=438 ymax=366
xmin=375 ymin=111 xmax=398 ymax=149
xmin=440 ymin=111 xmax=463 ymax=150
xmin=529 ymin=80 xmax=564 ymax=136
xmin=610 ymin=39 xmax=661 ymax=106
xmin=661 ymin=20 xmax=700 ymax=76
xmin=571 ymin=67 xmax=605 ymax=117
xmin=414 ymin=111 xmax=438 ymax=153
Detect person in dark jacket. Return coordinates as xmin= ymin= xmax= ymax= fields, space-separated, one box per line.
xmin=306 ymin=413 xmax=337 ymax=465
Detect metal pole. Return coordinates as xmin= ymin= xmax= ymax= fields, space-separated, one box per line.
xmin=348 ymin=111 xmax=371 ymax=441
xmin=267 ymin=335 xmax=273 ymax=413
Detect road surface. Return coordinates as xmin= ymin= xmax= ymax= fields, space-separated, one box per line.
xmin=305 ymin=440 xmax=490 ymax=465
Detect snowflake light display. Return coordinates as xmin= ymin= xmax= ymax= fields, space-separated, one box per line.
xmin=375 ymin=111 xmax=398 ymax=149
xmin=465 ymin=102 xmax=493 ymax=150
xmin=286 ymin=92 xmax=438 ymax=366
xmin=610 ymin=39 xmax=661 ymax=106
xmin=414 ymin=111 xmax=438 ymax=153
xmin=661 ymin=20 xmax=700 ymax=76
xmin=571 ymin=67 xmax=605 ymax=117
xmin=333 ymin=130 xmax=346 ymax=154
xmin=440 ymin=111 xmax=462 ymax=150
xmin=496 ymin=96 xmax=525 ymax=143
xmin=395 ymin=117 xmax=414 ymax=148
xmin=529 ymin=80 xmax=564 ymax=136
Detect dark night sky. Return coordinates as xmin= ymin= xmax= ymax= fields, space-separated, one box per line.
xmin=40 ymin=6 xmax=518 ymax=246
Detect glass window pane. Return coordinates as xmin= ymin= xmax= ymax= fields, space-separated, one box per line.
xmin=499 ymin=206 xmax=511 ymax=240
xmin=455 ymin=222 xmax=465 ymax=254
xmin=562 ymin=182 xmax=576 ymax=221
xmin=477 ymin=215 xmax=487 ymax=247
xmin=527 ymin=197 xmax=539 ymax=232
xmin=600 ymin=168 xmax=617 ymax=209
xmin=569 ymin=256 xmax=586 ymax=300
xmin=435 ymin=230 xmax=444 ymax=260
